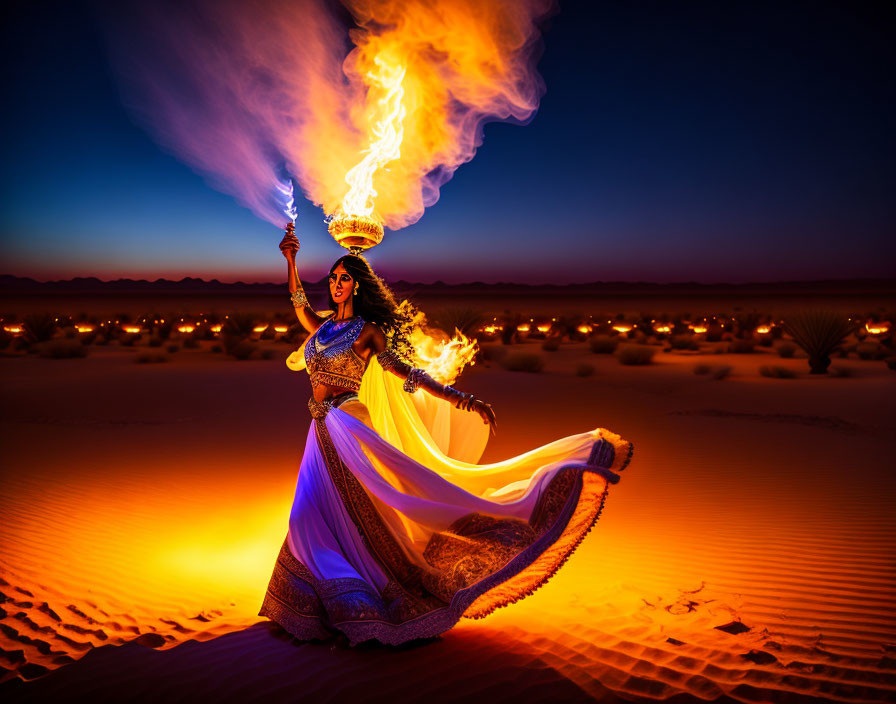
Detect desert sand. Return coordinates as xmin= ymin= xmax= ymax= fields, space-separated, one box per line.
xmin=1 ymin=315 xmax=895 ymax=702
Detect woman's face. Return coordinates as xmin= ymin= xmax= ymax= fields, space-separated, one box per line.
xmin=329 ymin=263 xmax=354 ymax=305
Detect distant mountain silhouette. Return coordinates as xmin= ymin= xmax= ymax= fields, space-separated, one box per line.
xmin=1 ymin=274 xmax=893 ymax=297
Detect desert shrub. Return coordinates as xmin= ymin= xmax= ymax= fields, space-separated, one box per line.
xmin=829 ymin=366 xmax=854 ymax=378
xmin=148 ymin=336 xmax=163 ymax=347
xmin=589 ymin=335 xmax=618 ymax=354
xmin=260 ymin=348 xmax=277 ymax=360
xmin=500 ymin=312 xmax=523 ymax=345
xmin=94 ymin=334 xmax=109 ymax=346
xmin=615 ymin=344 xmax=655 ymax=366
xmin=709 ymin=365 xmax=732 ymax=380
xmin=759 ymin=365 xmax=797 ymax=379
xmin=0 ymin=328 xmax=12 ymax=350
xmin=39 ymin=340 xmax=89 ymax=359
xmin=430 ymin=307 xmax=486 ymax=338
xmin=135 ymin=352 xmax=168 ymax=364
xmin=693 ymin=363 xmax=731 ymax=379
xmin=182 ymin=337 xmax=200 ymax=349
xmin=784 ymin=311 xmax=857 ymax=374
xmin=775 ymin=342 xmax=797 ymax=358
xmin=79 ymin=332 xmax=96 ymax=346
xmin=855 ymin=342 xmax=885 ymax=360
xmin=166 ymin=343 xmax=180 ymax=354
xmin=222 ymin=313 xmax=257 ymax=353
xmin=479 ymin=344 xmax=508 ymax=363
xmin=541 ymin=338 xmax=560 ymax=352
xmin=211 ymin=344 xmax=223 ymax=353
xmin=229 ymin=340 xmax=256 ymax=360
xmin=22 ymin=313 xmax=57 ymax=344
xmin=500 ymin=352 xmax=544 ymax=373
xmin=886 ymin=357 xmax=896 ymax=371
xmin=727 ymin=339 xmax=755 ymax=353
xmin=62 ymin=326 xmax=77 ymax=339
xmin=704 ymin=325 xmax=723 ymax=342
xmin=669 ymin=334 xmax=699 ymax=351
xmin=575 ymin=363 xmax=595 ymax=377
xmin=119 ymin=333 xmax=142 ymax=347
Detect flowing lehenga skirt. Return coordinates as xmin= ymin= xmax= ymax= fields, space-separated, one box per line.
xmin=259 ymin=356 xmax=632 ymax=645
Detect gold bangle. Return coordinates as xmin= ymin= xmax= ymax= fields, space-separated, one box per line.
xmin=290 ymin=289 xmax=308 ymax=308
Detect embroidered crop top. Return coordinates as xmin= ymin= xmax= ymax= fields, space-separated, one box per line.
xmin=304 ymin=315 xmax=367 ymax=391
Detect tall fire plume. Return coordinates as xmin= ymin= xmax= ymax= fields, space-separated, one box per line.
xmin=103 ymin=0 xmax=552 ymax=229
xmin=103 ymin=0 xmax=551 ymax=380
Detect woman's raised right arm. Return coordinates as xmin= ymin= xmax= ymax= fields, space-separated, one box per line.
xmin=280 ymin=224 xmax=325 ymax=334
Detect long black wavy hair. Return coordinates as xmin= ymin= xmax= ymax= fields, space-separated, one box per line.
xmin=326 ymin=254 xmax=416 ymax=355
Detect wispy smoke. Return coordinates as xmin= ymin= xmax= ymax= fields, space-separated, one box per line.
xmin=100 ymin=0 xmax=553 ymax=228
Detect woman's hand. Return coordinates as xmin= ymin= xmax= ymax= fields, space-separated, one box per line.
xmin=279 ymin=224 xmax=300 ymax=260
xmin=470 ymin=398 xmax=497 ymax=436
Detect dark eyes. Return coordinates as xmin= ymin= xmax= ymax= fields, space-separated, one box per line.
xmin=329 ymin=274 xmax=352 ymax=283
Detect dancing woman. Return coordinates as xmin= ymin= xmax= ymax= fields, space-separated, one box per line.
xmin=259 ymin=225 xmax=633 ymax=645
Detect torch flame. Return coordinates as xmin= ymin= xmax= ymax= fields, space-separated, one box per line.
xmin=395 ymin=300 xmax=477 ymax=386
xmin=409 ymin=326 xmax=477 ymax=386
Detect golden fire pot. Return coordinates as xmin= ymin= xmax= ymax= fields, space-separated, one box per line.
xmin=328 ymin=214 xmax=384 ymax=255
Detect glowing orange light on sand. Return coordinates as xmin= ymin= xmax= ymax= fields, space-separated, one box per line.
xmin=536 ymin=324 xmax=551 ymax=333
xmin=177 ymin=325 xmax=195 ymax=334
xmin=253 ymin=325 xmax=269 ymax=333
xmin=517 ymin=323 xmax=531 ymax=333
xmin=122 ymin=326 xmax=142 ymax=334
xmin=211 ymin=324 xmax=223 ymax=333
xmin=653 ymin=324 xmax=672 ymax=334
xmin=274 ymin=325 xmax=289 ymax=334
xmin=612 ymin=325 xmax=632 ymax=334
xmin=3 ymin=325 xmax=23 ymax=334
xmin=691 ymin=325 xmax=708 ymax=334
xmin=866 ymin=322 xmax=890 ymax=335
xmin=75 ymin=325 xmax=94 ymax=333
xmin=577 ymin=325 xmax=592 ymax=335
xmin=756 ymin=325 xmax=772 ymax=334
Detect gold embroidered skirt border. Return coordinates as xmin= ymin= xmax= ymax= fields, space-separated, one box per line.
xmin=258 ymin=426 xmax=633 ymax=646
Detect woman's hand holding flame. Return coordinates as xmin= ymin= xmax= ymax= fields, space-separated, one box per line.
xmin=279 ymin=223 xmax=300 ymax=260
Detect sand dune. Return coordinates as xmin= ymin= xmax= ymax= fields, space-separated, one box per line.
xmin=1 ymin=343 xmax=894 ymax=702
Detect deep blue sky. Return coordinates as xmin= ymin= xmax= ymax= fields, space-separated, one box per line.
xmin=2 ymin=0 xmax=894 ymax=284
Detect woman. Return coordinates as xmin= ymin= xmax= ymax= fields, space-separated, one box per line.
xmin=259 ymin=224 xmax=633 ymax=646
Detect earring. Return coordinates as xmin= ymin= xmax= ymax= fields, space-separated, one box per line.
xmin=353 ymin=282 xmax=359 ymax=295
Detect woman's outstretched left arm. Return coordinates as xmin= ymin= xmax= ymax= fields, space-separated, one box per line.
xmin=362 ymin=323 xmax=497 ymax=435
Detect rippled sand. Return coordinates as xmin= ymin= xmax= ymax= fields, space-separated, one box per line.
xmin=1 ymin=344 xmax=894 ymax=702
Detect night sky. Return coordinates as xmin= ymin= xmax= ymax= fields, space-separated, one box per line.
xmin=2 ymin=0 xmax=894 ymax=284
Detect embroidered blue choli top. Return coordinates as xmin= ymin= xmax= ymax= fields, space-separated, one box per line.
xmin=305 ymin=316 xmax=367 ymax=391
